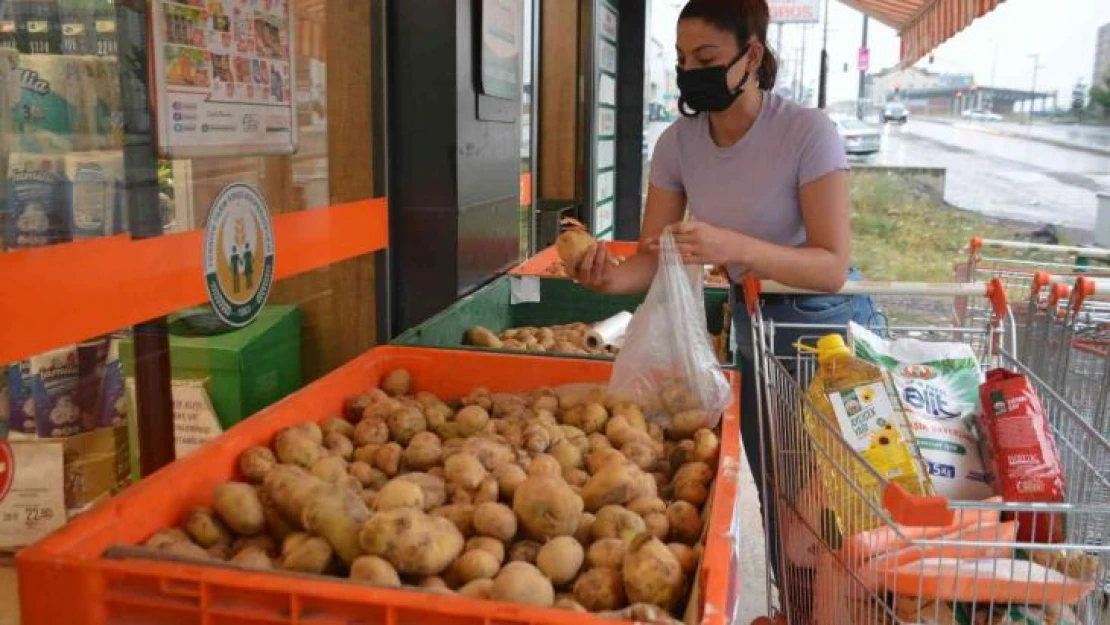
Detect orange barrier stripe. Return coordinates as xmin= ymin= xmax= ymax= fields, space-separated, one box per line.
xmin=0 ymin=198 xmax=389 ymax=364
xmin=519 ymin=171 xmax=532 ymax=207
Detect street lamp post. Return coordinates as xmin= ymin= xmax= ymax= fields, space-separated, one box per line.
xmin=1028 ymin=53 xmax=1044 ymax=124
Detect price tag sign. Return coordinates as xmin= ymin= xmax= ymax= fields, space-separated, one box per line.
xmin=0 ymin=440 xmax=67 ymax=549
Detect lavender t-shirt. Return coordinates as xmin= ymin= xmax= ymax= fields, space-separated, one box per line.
xmin=650 ymin=92 xmax=848 ymax=281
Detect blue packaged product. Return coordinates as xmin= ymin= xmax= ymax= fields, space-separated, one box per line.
xmin=65 ymin=150 xmax=122 ymax=240
xmin=30 ymin=345 xmax=81 ymax=438
xmin=5 ymin=153 xmax=69 ymax=249
xmin=97 ymin=336 xmax=125 ymax=428
xmin=7 ymin=361 xmax=36 ymax=435
xmin=14 ymin=54 xmax=85 ymax=153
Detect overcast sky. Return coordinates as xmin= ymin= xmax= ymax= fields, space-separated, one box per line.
xmin=650 ymin=0 xmax=1110 ymax=105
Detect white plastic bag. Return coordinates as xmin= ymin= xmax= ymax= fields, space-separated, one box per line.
xmin=608 ymin=228 xmax=732 ymax=426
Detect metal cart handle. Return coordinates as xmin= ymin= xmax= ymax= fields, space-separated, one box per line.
xmin=970 ymin=236 xmax=1110 ymax=259
xmin=741 ymin=277 xmax=1011 ymax=321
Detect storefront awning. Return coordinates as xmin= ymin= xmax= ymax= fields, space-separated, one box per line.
xmin=840 ymin=0 xmax=1007 ymax=67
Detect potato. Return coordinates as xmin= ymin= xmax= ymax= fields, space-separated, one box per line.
xmin=274 ymin=430 xmax=323 ymax=468
xmin=585 ymin=448 xmax=626 ymax=475
xmin=548 ymin=439 xmax=583 ymax=472
xmin=144 ymin=528 xmax=190 ymax=550
xmin=359 ymin=508 xmax=464 ymax=575
xmin=587 ymin=433 xmax=613 ymax=453
xmin=668 ymin=410 xmax=712 ymax=440
xmin=450 ymin=549 xmax=501 ymax=585
xmin=563 ymin=468 xmax=588 ymax=487
xmin=473 ymin=502 xmax=517 ymax=541
xmin=692 ymin=429 xmax=720 ymax=464
xmin=291 ymin=423 xmax=325 ymax=445
xmin=445 ymin=452 xmax=487 ymax=490
xmin=513 ymin=476 xmax=584 ymax=540
xmin=626 ymin=497 xmax=667 ymax=517
xmin=491 ymin=561 xmax=554 ymax=607
xmin=527 ymin=454 xmax=562 ymax=478
xmin=587 ymin=538 xmax=628 ymax=570
xmin=659 ymin=379 xmax=702 ymax=415
xmin=521 ymin=423 xmax=551 ymax=454
xmin=464 ymin=388 xmax=494 ymax=411
xmin=403 ymin=431 xmax=443 ymax=470
xmin=324 ymin=432 xmax=355 ymax=460
xmin=281 ymin=534 xmax=333 ymax=574
xmin=645 ymin=513 xmax=670 ymax=540
xmin=396 ymin=472 xmax=447 ymax=510
xmin=668 ymin=543 xmax=698 ymax=575
xmin=450 ymin=488 xmax=474 ymax=505
xmin=462 ymin=437 xmax=516 ymax=471
xmin=431 ymin=503 xmax=476 ymax=537
xmin=466 ymin=536 xmax=506 ymax=564
xmin=536 ymin=536 xmax=584 ymax=585
xmin=213 ymin=482 xmax=266 ymax=536
xmin=494 ymin=464 xmax=527 ymax=500
xmin=375 ymin=479 xmax=426 ymax=511
xmin=455 ymin=405 xmax=490 ymax=437
xmin=183 ymin=507 xmax=232 ymax=548
xmin=466 ymin=327 xmax=503 ymax=349
xmin=573 ymin=567 xmax=626 ymax=611
xmin=554 ymin=596 xmax=588 ymax=612
xmin=420 ymin=576 xmax=450 ymax=590
xmin=373 ymin=442 xmax=403 ymax=476
xmin=380 ymin=368 xmax=413 ymax=397
xmin=311 ymin=455 xmax=349 ymax=483
xmin=610 ymin=402 xmax=648 ymax=430
xmin=564 ymin=402 xmax=608 ymax=434
xmin=473 ymin=476 xmax=500 ymax=504
xmin=354 ymin=417 xmax=390 ymax=446
xmin=238 ymin=446 xmax=276 ymax=483
xmin=666 ymin=501 xmax=702 ymax=545
xmin=621 ymin=441 xmax=659 ymax=471
xmin=350 ymin=555 xmax=402 ymax=587
xmin=231 ymin=546 xmax=274 ymax=570
xmin=668 ymin=440 xmax=697 ymax=469
xmin=258 ymin=489 xmax=296 ymax=542
xmin=574 ymin=512 xmax=596 ymax=547
xmin=674 ymin=461 xmax=713 ymax=486
xmin=301 ymin=490 xmax=369 ymax=565
xmin=263 ymin=465 xmax=328 ymax=524
xmin=509 ymin=540 xmax=542 ymax=564
xmin=363 ymin=398 xmax=403 ymax=422
xmin=349 ymin=462 xmax=388 ymax=489
xmin=673 ymin=480 xmax=709 ymax=507
xmin=233 ymin=533 xmax=277 ymax=556
xmin=592 ymin=505 xmax=647 ymax=542
xmin=581 ymin=462 xmax=648 ymax=512
xmin=360 ymin=490 xmax=378 ymax=509
xmin=622 ymin=534 xmax=686 ymax=612
xmin=457 ymin=578 xmax=495 ymax=599
xmin=386 ymin=407 xmax=426 ymax=446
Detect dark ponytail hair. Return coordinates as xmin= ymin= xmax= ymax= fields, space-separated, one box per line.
xmin=679 ymin=0 xmax=778 ymax=90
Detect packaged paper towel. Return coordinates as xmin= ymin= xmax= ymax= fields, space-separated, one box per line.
xmin=15 ymin=54 xmax=88 ymax=153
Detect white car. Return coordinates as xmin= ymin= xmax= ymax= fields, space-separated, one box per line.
xmin=831 ymin=117 xmax=882 ymax=155
xmin=961 ymin=109 xmax=1003 ymax=122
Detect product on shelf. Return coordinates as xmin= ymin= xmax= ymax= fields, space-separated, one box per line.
xmin=803 ymin=332 xmax=932 ymax=536
xmin=467 ymin=322 xmax=615 ymax=355
xmin=140 ymin=370 xmax=723 ymax=619
xmin=850 ymin=322 xmax=994 ymax=501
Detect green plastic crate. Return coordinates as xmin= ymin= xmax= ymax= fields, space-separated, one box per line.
xmin=393 ymin=276 xmax=733 ymax=364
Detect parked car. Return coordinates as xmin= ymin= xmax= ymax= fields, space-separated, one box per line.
xmin=882 ymin=102 xmax=908 ymax=123
xmin=961 ymin=108 xmax=1003 ymax=122
xmin=831 ymin=116 xmax=882 ymax=155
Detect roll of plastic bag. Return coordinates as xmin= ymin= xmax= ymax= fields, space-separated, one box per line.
xmin=585 ymin=311 xmax=633 ymax=351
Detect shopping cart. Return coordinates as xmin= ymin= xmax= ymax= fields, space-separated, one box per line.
xmin=954 ymin=238 xmax=1110 ymax=338
xmin=741 ymin=278 xmax=1110 ymax=625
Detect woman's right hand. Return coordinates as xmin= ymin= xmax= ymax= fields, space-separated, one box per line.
xmin=566 ymin=243 xmax=613 ymax=290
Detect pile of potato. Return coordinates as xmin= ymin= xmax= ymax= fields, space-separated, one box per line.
xmin=143 ymin=369 xmax=721 ymax=621
xmin=466 ymin=323 xmax=615 ymax=356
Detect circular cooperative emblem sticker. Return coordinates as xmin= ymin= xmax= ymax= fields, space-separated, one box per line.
xmin=0 ymin=441 xmax=14 ymax=502
xmin=203 ymin=183 xmax=275 ymax=327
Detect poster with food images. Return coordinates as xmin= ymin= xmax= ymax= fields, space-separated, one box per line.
xmin=151 ymin=0 xmax=296 ymax=157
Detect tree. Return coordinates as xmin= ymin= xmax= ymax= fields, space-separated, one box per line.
xmin=1089 ymin=74 xmax=1110 ymax=119
xmin=1072 ymin=81 xmax=1087 ymax=122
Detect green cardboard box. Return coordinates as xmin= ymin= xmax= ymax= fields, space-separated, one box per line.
xmin=120 ymin=305 xmax=303 ymax=429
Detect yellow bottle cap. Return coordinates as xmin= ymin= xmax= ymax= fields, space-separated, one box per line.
xmin=815 ymin=333 xmax=851 ymax=364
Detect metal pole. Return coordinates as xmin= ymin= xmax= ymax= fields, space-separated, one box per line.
xmin=857 ymin=14 xmax=868 ymax=119
xmin=1029 ymin=53 xmax=1041 ymax=124
xmin=799 ymin=24 xmax=808 ymax=103
xmin=817 ymin=0 xmax=830 ymax=108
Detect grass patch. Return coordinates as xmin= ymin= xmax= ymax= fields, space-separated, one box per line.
xmin=849 ymin=171 xmax=1008 ymax=282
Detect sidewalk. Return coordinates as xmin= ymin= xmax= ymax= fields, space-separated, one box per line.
xmin=918 ymin=117 xmax=1110 ymax=157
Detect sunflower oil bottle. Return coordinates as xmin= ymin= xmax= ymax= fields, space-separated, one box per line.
xmin=803 ymin=333 xmax=932 ymax=536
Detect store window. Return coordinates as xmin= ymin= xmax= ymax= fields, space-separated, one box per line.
xmin=0 ymin=0 xmax=384 ymax=550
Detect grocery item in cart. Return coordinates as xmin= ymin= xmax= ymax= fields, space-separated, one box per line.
xmin=978 ymin=368 xmax=1067 ymax=543
xmin=884 ymin=557 xmax=1094 ymax=604
xmin=849 ymin=322 xmax=995 ymax=501
xmin=803 ymin=332 xmax=932 ymax=536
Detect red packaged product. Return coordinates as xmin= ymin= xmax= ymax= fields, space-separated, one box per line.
xmin=978 ymin=369 xmax=1066 ymax=543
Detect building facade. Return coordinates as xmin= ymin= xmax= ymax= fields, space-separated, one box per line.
xmin=1094 ymin=23 xmax=1110 ymax=85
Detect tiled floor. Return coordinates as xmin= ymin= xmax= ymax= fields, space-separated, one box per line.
xmin=0 ymin=454 xmax=770 ymax=625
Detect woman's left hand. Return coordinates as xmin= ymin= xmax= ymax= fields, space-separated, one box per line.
xmin=670 ymin=220 xmax=740 ymax=266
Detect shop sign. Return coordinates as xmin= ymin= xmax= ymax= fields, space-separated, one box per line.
xmin=150 ymin=0 xmax=298 ymax=157
xmin=768 ymin=0 xmax=821 ymax=24
xmin=479 ymin=0 xmax=521 ymax=100
xmin=203 ymin=184 xmax=275 ymax=328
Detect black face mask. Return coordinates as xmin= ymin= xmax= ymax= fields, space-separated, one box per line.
xmin=676 ymin=50 xmax=750 ymax=117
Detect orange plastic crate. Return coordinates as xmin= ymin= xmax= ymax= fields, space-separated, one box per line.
xmin=512 ymin=242 xmax=730 ymax=289
xmin=18 ymin=346 xmax=742 ymax=625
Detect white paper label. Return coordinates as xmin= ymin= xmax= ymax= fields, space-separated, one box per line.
xmin=510 ymin=276 xmax=542 ymax=304
xmin=0 ymin=439 xmax=66 ymax=549
xmin=126 ymin=378 xmax=222 ymax=460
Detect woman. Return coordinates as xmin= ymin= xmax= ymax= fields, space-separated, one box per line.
xmin=567 ymin=0 xmax=878 ymax=583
